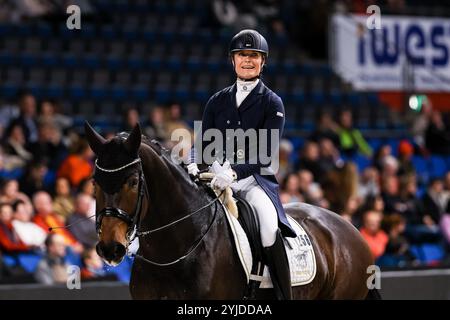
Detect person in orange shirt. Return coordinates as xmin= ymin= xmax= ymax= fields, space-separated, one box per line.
xmin=57 ymin=139 xmax=94 ymax=188
xmin=32 ymin=191 xmax=83 ymax=254
xmin=359 ymin=210 xmax=389 ymax=260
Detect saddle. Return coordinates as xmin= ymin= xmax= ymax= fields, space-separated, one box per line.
xmin=198 ymin=173 xmax=317 ymax=298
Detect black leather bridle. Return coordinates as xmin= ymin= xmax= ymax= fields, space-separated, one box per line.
xmin=94 ymin=156 xmax=223 ymax=267
xmin=94 ymin=158 xmax=146 ymax=242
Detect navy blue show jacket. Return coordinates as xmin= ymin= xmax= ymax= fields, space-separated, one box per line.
xmin=195 ymin=80 xmax=296 ymax=237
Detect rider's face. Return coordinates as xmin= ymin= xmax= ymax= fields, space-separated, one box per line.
xmin=233 ymin=50 xmax=264 ymax=80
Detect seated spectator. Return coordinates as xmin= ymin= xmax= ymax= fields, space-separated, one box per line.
xmin=372 ymin=144 xmax=392 ymax=172
xmin=380 ymin=214 xmax=418 ymax=267
xmin=11 ymin=200 xmax=47 ymax=248
xmin=317 ymin=138 xmax=342 ymax=181
xmin=359 ymin=210 xmax=389 ymax=260
xmin=0 ymin=179 xmax=33 ymax=215
xmin=396 ymin=175 xmax=424 ymax=226
xmin=34 ymin=233 xmax=69 ymax=285
xmin=66 ymin=194 xmax=97 ymax=249
xmin=52 ymin=177 xmax=75 ymax=222
xmin=380 ymin=155 xmax=399 ymax=179
xmin=37 ymin=99 xmax=73 ymax=132
xmin=309 ymin=110 xmax=340 ymax=148
xmin=336 ymin=109 xmax=372 ymax=157
xmin=19 ymin=160 xmax=51 ymax=197
xmin=164 ymin=103 xmax=193 ymax=157
xmin=340 ymin=196 xmax=360 ymax=226
xmin=80 ymin=248 xmax=117 ymax=282
xmin=4 ymin=91 xmax=39 ymax=145
xmin=122 ymin=107 xmax=140 ymax=132
xmin=276 ymin=139 xmax=294 ymax=183
xmin=295 ymin=141 xmax=321 ymax=180
xmin=381 ymin=175 xmax=402 ymax=215
xmin=32 ymin=191 xmax=83 ymax=253
xmin=0 ymin=203 xmax=32 ymax=253
xmin=144 ymin=106 xmax=169 ymax=143
xmin=78 ymin=178 xmax=96 ymax=215
xmin=57 ymin=139 xmax=94 ymax=188
xmin=397 ymin=140 xmax=416 ymax=178
xmin=358 ymin=166 xmax=380 ymax=199
xmin=425 ymin=110 xmax=450 ymax=155
xmin=27 ymin=121 xmax=68 ymax=171
xmin=322 ymin=162 xmax=358 ymax=213
xmin=1 ymin=123 xmax=33 ymax=169
xmin=280 ymin=173 xmax=304 ymax=204
xmin=422 ymin=178 xmax=447 ymax=226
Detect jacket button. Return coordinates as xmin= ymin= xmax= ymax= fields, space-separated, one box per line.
xmin=227 ymin=120 xmax=230 ymax=124
xmin=238 ymin=121 xmax=241 ymax=125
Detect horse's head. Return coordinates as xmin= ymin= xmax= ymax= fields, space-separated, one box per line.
xmin=85 ymin=122 xmax=145 ymax=266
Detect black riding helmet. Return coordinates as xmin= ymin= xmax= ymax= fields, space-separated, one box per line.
xmin=229 ymin=29 xmax=269 ymax=58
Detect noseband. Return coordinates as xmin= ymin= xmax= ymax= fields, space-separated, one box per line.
xmin=95 ymin=158 xmax=146 ymax=241
xmin=95 ymin=154 xmax=223 ymax=267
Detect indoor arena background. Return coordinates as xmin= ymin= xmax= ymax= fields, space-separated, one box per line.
xmin=0 ymin=0 xmax=449 ymax=299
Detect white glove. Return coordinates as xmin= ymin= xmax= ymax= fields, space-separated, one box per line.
xmin=211 ymin=168 xmax=236 ymax=190
xmin=210 ymin=160 xmax=231 ymax=174
xmin=187 ymin=163 xmax=199 ymax=176
xmin=210 ymin=160 xmax=223 ymax=174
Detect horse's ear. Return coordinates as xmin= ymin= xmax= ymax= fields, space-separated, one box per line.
xmin=124 ymin=123 xmax=142 ymax=155
xmin=84 ymin=121 xmax=106 ymax=155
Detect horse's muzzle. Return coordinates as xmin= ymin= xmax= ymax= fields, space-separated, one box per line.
xmin=96 ymin=240 xmax=126 ymax=265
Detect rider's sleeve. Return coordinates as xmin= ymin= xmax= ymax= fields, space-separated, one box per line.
xmin=190 ymin=95 xmax=215 ymax=166
xmin=231 ymin=93 xmax=285 ymax=180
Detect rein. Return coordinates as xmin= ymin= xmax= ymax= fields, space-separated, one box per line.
xmin=95 ymin=156 xmax=224 ymax=267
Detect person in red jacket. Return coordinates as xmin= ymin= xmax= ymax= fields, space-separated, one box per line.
xmin=0 ymin=203 xmax=31 ymax=253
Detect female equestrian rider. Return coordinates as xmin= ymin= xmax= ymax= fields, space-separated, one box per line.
xmin=187 ymin=29 xmax=296 ymax=299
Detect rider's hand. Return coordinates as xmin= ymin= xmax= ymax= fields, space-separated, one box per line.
xmin=187 ymin=163 xmax=200 ymax=177
xmin=211 ymin=169 xmax=237 ymax=190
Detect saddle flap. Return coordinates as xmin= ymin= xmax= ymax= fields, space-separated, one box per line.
xmin=235 ymin=195 xmax=264 ymax=263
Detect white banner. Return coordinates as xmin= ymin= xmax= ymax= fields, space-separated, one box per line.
xmin=330 ymin=14 xmax=450 ymax=92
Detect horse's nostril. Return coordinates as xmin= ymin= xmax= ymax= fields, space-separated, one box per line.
xmin=114 ymin=243 xmax=126 ymax=258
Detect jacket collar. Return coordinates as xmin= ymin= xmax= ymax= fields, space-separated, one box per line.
xmin=229 ymin=80 xmax=265 ymax=112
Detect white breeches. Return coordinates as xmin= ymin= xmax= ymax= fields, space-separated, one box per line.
xmin=231 ymin=176 xmax=278 ymax=247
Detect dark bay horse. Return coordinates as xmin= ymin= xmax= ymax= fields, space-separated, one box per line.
xmin=86 ymin=123 xmax=375 ymax=299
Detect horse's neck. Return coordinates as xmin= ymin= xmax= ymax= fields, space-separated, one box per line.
xmin=139 ymin=144 xmax=208 ymax=246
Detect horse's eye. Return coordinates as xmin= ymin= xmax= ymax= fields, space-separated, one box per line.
xmin=129 ymin=178 xmax=139 ymax=188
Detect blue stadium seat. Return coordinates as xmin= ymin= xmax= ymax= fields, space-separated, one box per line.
xmin=130 ymin=85 xmax=149 ymax=101
xmin=353 ymin=154 xmax=371 ymax=173
xmin=45 ymin=84 xmax=64 ymax=99
xmin=154 ymin=85 xmax=170 ymax=103
xmin=17 ymin=253 xmax=43 ymax=273
xmin=410 ymin=243 xmax=446 ymax=264
xmin=35 ymin=23 xmax=52 ymax=37
xmin=41 ymin=52 xmax=59 ymax=67
xmin=186 ymin=57 xmax=202 ymax=72
xmin=0 ymin=51 xmax=14 ymax=66
xmin=68 ymin=84 xmax=87 ymax=100
xmin=311 ymin=90 xmax=325 ymax=105
xmin=429 ymin=156 xmax=447 ymax=178
xmin=82 ymin=54 xmax=101 ymax=69
xmin=2 ymin=254 xmax=18 ymax=267
xmin=329 ymin=89 xmax=342 ymax=105
xmin=411 ymin=155 xmax=429 ymax=185
xmin=0 ymin=82 xmax=19 ymax=99
xmin=110 ymin=85 xmax=128 ymax=101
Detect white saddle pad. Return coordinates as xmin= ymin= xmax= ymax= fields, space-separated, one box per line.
xmin=222 ymin=202 xmax=317 ymax=288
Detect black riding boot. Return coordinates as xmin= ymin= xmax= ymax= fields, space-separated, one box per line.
xmin=264 ymin=229 xmax=292 ymax=300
